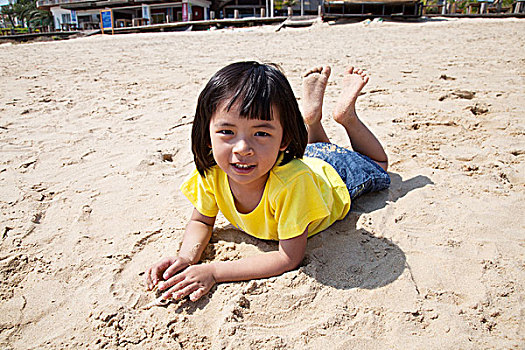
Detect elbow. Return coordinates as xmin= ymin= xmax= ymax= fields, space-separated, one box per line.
xmin=278 ymin=252 xmax=305 ymax=273
xmin=289 ymin=259 xmax=303 ymax=272
xmin=277 ymin=229 xmax=308 ymax=274
xmin=375 ymin=158 xmax=388 ymax=172
xmin=377 ymin=154 xmax=388 ymax=172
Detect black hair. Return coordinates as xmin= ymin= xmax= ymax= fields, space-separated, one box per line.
xmin=191 ymin=61 xmax=308 ymax=176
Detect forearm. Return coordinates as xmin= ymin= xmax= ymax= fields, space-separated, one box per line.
xmin=212 ymin=250 xmax=302 ymax=283
xmin=178 ymin=221 xmax=212 ymax=264
xmin=211 ymin=229 xmax=308 ymax=282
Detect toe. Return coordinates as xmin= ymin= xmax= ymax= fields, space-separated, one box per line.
xmin=303 ymin=66 xmax=322 ymax=78
xmin=302 ymin=68 xmax=313 ymax=77
xmin=322 ymin=65 xmax=331 ymax=78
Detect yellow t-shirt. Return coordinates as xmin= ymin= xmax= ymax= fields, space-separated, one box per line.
xmin=180 ymin=157 xmax=351 ymax=241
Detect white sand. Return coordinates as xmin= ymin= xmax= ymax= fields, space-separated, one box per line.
xmin=1 ymin=17 xmax=524 ymax=349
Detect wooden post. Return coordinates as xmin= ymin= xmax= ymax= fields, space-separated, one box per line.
xmin=234 ymin=9 xmax=239 ymax=18
xmin=260 ymin=8 xmax=266 ymax=17
xmin=514 ymin=1 xmax=522 ymax=12
xmin=287 ymin=7 xmax=293 ymax=16
xmin=318 ymin=5 xmax=322 ymax=16
xmin=480 ymin=2 xmax=487 ymax=13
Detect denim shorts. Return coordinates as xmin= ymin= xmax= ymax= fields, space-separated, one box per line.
xmin=304 ymin=142 xmax=390 ymax=200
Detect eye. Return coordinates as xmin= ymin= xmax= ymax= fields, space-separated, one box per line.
xmin=218 ymin=130 xmax=234 ymax=135
xmin=255 ymin=131 xmax=270 ymax=137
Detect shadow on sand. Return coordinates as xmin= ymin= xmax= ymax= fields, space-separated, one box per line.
xmin=302 ymin=172 xmax=433 ymax=289
xmin=351 ymin=172 xmax=434 ymax=213
xmin=204 ymin=172 xmax=433 ymax=292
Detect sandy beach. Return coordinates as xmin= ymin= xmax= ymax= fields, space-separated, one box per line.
xmin=1 ymin=17 xmax=524 ymax=349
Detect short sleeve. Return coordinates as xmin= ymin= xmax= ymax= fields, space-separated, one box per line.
xmin=273 ymin=172 xmax=331 ymax=240
xmin=180 ymin=169 xmax=219 ymax=218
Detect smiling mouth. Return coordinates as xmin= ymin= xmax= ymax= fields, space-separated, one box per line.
xmin=232 ymin=163 xmax=255 ymax=170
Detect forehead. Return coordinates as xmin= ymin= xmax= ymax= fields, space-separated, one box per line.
xmin=212 ymin=100 xmax=282 ymax=125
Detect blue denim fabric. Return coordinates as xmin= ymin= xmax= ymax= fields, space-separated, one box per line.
xmin=304 ymin=142 xmax=390 ymax=199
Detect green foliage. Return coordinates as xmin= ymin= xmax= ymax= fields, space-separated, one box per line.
xmin=29 ymin=9 xmax=53 ymax=27
xmin=1 ymin=2 xmax=17 ymax=27
xmin=423 ymin=0 xmax=515 ymax=14
xmin=273 ymin=0 xmax=296 ymax=10
xmin=1 ymin=0 xmax=41 ymax=28
xmin=274 ymin=0 xmax=284 ymax=10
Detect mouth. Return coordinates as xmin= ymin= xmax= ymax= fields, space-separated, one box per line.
xmin=231 ymin=163 xmax=256 ymax=173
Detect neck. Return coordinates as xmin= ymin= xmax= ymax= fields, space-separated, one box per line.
xmin=228 ymin=173 xmax=268 ymax=214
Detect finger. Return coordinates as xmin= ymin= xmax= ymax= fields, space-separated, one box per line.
xmin=162 ymin=278 xmax=192 ymax=299
xmin=163 ymin=259 xmax=188 ymax=280
xmin=150 ymin=258 xmax=171 ymax=282
xmin=146 ymin=257 xmax=178 ymax=290
xmin=189 ymin=287 xmax=208 ymax=302
xmin=158 ymin=272 xmax=186 ymax=292
xmin=172 ymin=284 xmax=200 ymax=301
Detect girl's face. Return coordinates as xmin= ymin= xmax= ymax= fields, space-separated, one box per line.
xmin=209 ymin=102 xmax=288 ymax=192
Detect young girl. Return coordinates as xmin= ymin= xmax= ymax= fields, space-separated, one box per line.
xmin=145 ymin=61 xmax=390 ymax=302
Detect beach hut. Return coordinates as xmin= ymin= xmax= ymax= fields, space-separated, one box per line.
xmin=36 ymin=0 xmax=212 ymax=30
xmin=219 ymin=0 xmax=268 ymax=18
xmin=323 ymin=0 xmax=423 ymax=18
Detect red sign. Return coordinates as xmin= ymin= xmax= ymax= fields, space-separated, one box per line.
xmin=182 ymin=3 xmax=188 ymax=22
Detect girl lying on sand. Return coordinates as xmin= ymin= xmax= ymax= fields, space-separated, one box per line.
xmin=145 ymin=61 xmax=390 ymax=303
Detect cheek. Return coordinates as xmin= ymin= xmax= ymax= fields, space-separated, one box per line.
xmin=209 ymin=132 xmax=220 ymax=148
xmin=209 ymin=137 xmax=228 ymax=156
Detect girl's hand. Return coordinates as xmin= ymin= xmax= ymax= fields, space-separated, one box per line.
xmin=145 ymin=256 xmax=192 ymax=291
xmin=159 ymin=263 xmax=216 ymax=302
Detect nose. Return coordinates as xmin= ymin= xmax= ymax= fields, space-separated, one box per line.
xmin=232 ymin=137 xmax=254 ymax=156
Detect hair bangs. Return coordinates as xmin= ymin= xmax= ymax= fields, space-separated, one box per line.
xmin=225 ymin=64 xmax=275 ymax=121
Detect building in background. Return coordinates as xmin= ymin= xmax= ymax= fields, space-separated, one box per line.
xmin=36 ymin=0 xmax=212 ymax=30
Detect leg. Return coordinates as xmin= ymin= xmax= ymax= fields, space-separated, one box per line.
xmin=302 ymin=66 xmax=331 ymax=144
xmin=333 ymin=67 xmax=388 ymax=171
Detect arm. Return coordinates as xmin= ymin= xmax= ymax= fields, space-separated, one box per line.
xmin=158 ymin=228 xmax=308 ymax=301
xmin=176 ymin=208 xmax=215 ymax=265
xmin=144 ymin=208 xmax=215 ymax=290
xmin=213 ymin=228 xmax=308 ymax=282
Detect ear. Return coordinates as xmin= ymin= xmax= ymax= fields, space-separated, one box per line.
xmin=280 ymin=138 xmax=290 ymax=152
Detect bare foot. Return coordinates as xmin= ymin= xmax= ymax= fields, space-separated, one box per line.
xmin=302 ymin=66 xmax=331 ymax=126
xmin=333 ymin=67 xmax=369 ymax=126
